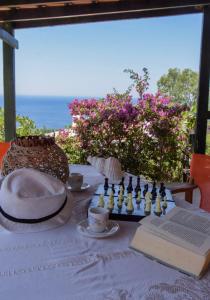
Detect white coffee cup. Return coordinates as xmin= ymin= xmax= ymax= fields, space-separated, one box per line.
xmin=68 ymin=173 xmax=83 ymax=190
xmin=88 ymin=207 xmax=109 ymax=233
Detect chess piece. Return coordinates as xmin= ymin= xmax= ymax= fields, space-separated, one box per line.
xmin=151 ymin=181 xmax=157 ymax=203
xmin=135 ymin=177 xmax=141 ymax=198
xmin=144 ymin=194 xmax=151 ymax=215
xmin=125 ymin=193 xmax=132 ymax=206
xmin=104 ymin=178 xmax=109 ymax=195
xmin=117 ymin=193 xmax=123 ymax=209
xmin=135 ymin=176 xmax=141 ymax=193
xmin=162 ymin=196 xmax=168 ymax=209
xmin=119 ymin=185 xmax=124 ymax=196
xmin=143 ymin=184 xmax=148 ymax=197
xmin=98 ymin=194 xmax=105 ymax=208
xmin=104 ymin=177 xmax=109 ymax=189
xmin=136 ymin=190 xmax=141 ymax=204
xmin=160 ymin=186 xmax=166 ymax=198
xmin=109 ymin=191 xmax=114 ymax=200
xmin=145 ymin=192 xmax=152 ymax=202
xmin=126 ymin=195 xmax=134 ymax=214
xmin=151 ymin=192 xmax=157 ymax=204
xmin=127 ymin=176 xmax=133 ymax=193
xmin=119 ymin=177 xmax=125 ymax=191
xmin=107 ymin=192 xmax=114 ymax=211
xmin=118 ymin=187 xmax=124 ymax=200
xmin=154 ymin=195 xmax=162 ymax=216
xmin=112 ymin=184 xmax=115 ymax=194
xmin=159 ymin=182 xmax=165 ymax=194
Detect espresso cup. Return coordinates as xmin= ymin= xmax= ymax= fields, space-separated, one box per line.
xmin=68 ymin=173 xmax=83 ymax=190
xmin=88 ymin=207 xmax=109 ymax=233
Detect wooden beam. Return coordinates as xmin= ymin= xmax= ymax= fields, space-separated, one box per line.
xmin=12 ymin=6 xmax=202 ymax=29
xmin=0 ymin=0 xmax=210 ymax=23
xmin=195 ymin=6 xmax=210 ymax=153
xmin=0 ymin=0 xmax=72 ymax=6
xmin=0 ymin=27 xmax=18 ymax=48
xmin=3 ymin=24 xmax=16 ymax=142
xmin=0 ymin=0 xmax=210 ymax=8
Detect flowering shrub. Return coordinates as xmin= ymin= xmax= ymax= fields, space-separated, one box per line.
xmin=68 ymin=87 xmax=189 ymax=181
xmin=55 ymin=129 xmax=86 ymax=164
xmin=0 ymin=107 xmax=42 ymax=141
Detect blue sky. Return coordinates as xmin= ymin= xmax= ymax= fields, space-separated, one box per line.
xmin=0 ymin=13 xmax=202 ymax=97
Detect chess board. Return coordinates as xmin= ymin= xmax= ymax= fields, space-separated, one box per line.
xmin=89 ymin=181 xmax=176 ymax=222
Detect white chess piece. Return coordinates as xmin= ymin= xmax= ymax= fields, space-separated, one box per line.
xmin=118 ymin=193 xmax=123 ymax=209
xmin=155 ymin=195 xmax=162 ymax=216
xmin=98 ymin=194 xmax=105 ymax=208
xmin=127 ymin=195 xmax=134 ymax=213
xmin=107 ymin=192 xmax=114 ymax=210
xmin=136 ymin=191 xmax=141 ymax=204
xmin=145 ymin=192 xmax=151 ymax=215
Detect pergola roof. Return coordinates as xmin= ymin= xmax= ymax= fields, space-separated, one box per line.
xmin=0 ymin=1 xmax=210 ymax=152
xmin=0 ymin=0 xmax=209 ymax=29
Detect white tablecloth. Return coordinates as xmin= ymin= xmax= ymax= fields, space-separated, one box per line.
xmin=0 ymin=165 xmax=209 ymax=300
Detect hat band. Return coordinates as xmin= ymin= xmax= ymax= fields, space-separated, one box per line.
xmin=0 ymin=197 xmax=67 ymax=224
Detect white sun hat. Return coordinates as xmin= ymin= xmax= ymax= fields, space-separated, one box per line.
xmin=0 ymin=168 xmax=73 ymax=233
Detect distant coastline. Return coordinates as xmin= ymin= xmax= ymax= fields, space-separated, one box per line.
xmin=0 ymin=95 xmax=80 ymax=130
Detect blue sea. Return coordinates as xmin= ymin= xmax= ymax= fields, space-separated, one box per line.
xmin=0 ymin=95 xmax=81 ymax=130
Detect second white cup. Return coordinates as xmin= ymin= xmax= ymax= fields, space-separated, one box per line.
xmin=88 ymin=207 xmax=109 ymax=233
xmin=68 ymin=173 xmax=83 ymax=190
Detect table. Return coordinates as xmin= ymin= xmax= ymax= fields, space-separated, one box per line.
xmin=0 ymin=165 xmax=209 ymax=300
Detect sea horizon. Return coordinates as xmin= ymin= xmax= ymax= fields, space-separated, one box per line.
xmin=0 ymin=95 xmax=93 ymax=130
xmin=0 ymin=94 xmax=138 ymax=130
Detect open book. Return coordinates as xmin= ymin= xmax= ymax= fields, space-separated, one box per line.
xmin=130 ymin=207 xmax=210 ymax=278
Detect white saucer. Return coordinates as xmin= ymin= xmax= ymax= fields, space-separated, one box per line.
xmin=67 ymin=183 xmax=90 ymax=192
xmin=77 ymin=219 xmax=119 ymax=238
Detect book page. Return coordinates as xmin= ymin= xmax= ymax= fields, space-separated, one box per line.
xmin=164 ymin=207 xmax=210 ymax=236
xmin=140 ymin=215 xmax=210 ymax=255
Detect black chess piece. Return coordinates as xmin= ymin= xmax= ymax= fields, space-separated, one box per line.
xmin=161 ymin=187 xmax=166 ymax=198
xmin=151 ymin=181 xmax=156 ymax=193
xmin=143 ymin=184 xmax=148 ymax=197
xmin=104 ymin=178 xmax=109 ymax=195
xmin=112 ymin=184 xmax=115 ymax=194
xmin=135 ymin=176 xmax=141 ymax=195
xmin=159 ymin=182 xmax=165 ymax=194
xmin=119 ymin=177 xmax=125 ymax=190
xmin=152 ymin=194 xmax=156 ymax=204
xmin=127 ymin=176 xmax=133 ymax=193
xmin=135 ymin=176 xmax=141 ymax=198
xmin=151 ymin=181 xmax=157 ymax=203
xmin=118 ymin=177 xmax=125 ymax=195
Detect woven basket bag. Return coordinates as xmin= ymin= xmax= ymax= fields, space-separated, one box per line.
xmin=1 ymin=136 xmax=69 ymax=183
